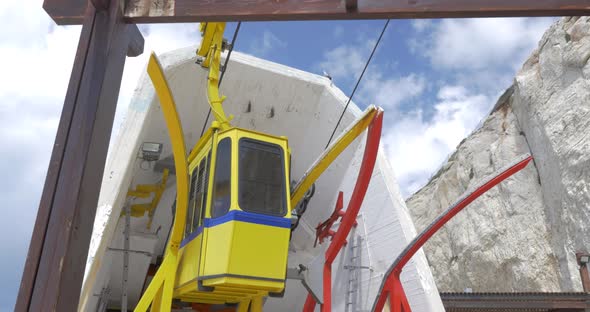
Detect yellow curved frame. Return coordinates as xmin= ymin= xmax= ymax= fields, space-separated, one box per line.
xmin=135 ymin=53 xmax=189 ymax=312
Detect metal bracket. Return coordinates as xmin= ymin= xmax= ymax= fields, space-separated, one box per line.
xmin=107 ymin=247 xmax=152 ymax=257
xmin=286 ymin=265 xmax=323 ymax=304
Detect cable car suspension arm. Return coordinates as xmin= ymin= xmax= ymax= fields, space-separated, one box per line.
xmin=290 ymin=105 xmax=380 ymax=208
xmin=197 ymin=22 xmax=232 ymax=130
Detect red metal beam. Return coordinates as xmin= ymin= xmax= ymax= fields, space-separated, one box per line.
xmin=371 ymin=153 xmax=533 ymax=312
xmin=303 ymin=293 xmax=317 ymax=312
xmin=44 ymin=0 xmax=590 ymax=25
xmin=319 ymin=110 xmax=383 ymax=312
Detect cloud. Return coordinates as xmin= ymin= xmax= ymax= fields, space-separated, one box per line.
xmin=359 ymin=73 xmax=426 ymax=110
xmin=247 ymin=30 xmax=286 ymax=57
xmin=409 ymin=17 xmax=556 ymax=93
xmin=315 ymin=26 xmax=498 ymax=198
xmin=412 ymin=19 xmax=434 ymax=33
xmin=383 ymin=86 xmax=491 ymax=196
xmin=0 ymin=0 xmax=199 ymax=309
xmin=418 ymin=18 xmax=555 ymax=71
xmin=384 ymin=18 xmax=556 ymax=196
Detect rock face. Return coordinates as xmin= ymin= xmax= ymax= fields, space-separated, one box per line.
xmin=407 ymin=16 xmax=590 ymax=292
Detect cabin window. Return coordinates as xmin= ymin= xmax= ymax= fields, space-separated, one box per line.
xmin=211 ymin=138 xmax=232 ymax=218
xmin=192 ymin=157 xmax=207 ymax=230
xmin=200 ymin=152 xmax=211 ymax=222
xmin=238 ymin=139 xmax=286 ymax=216
xmin=186 ymin=167 xmax=199 ymax=236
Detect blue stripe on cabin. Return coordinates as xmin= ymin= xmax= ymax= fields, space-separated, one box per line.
xmin=180 ymin=210 xmax=290 ymax=248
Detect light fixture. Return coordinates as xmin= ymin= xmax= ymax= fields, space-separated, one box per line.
xmin=576 ymin=252 xmax=590 ymax=265
xmin=141 ymin=142 xmax=163 ymax=161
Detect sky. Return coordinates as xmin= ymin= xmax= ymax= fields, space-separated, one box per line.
xmin=0 ymin=0 xmax=557 ymax=310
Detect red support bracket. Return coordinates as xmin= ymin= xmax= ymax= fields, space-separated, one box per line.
xmin=315 ymin=192 xmax=344 ymax=247
xmin=303 ymin=293 xmax=317 ymax=312
xmin=370 ymin=153 xmax=533 ymax=312
xmin=300 ymin=110 xmax=383 ymax=312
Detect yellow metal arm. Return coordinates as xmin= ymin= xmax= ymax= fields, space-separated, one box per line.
xmin=126 ymin=169 xmax=169 ymax=229
xmin=135 ymin=53 xmax=190 ymax=312
xmin=290 ymin=106 xmax=379 ymax=208
xmin=197 ymin=22 xmax=231 ymax=130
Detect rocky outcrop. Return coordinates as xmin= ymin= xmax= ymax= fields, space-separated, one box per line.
xmin=407 ymin=17 xmax=590 ymax=292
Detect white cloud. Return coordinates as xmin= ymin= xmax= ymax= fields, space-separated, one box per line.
xmin=247 ymin=30 xmax=286 ymax=57
xmin=360 ymin=73 xmax=426 ymax=109
xmin=385 ymin=18 xmax=555 ymax=196
xmin=316 ymin=32 xmax=377 ymax=84
xmin=421 ymin=18 xmax=555 ymax=71
xmin=318 ymin=44 xmax=366 ymax=81
xmin=315 ymin=28 xmax=499 ymax=198
xmin=383 ymin=86 xmax=491 ymax=196
xmin=412 ymin=19 xmax=434 ymax=33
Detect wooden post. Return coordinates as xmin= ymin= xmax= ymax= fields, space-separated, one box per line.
xmin=15 ymin=1 xmax=144 ymax=311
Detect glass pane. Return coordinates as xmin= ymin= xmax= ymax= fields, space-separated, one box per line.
xmin=239 ymin=139 xmax=286 ymax=216
xmin=192 ymin=157 xmax=207 ymax=230
xmin=186 ymin=168 xmax=199 ymax=236
xmin=201 ymin=151 xmax=211 ymax=222
xmin=211 ymin=138 xmax=232 ymax=218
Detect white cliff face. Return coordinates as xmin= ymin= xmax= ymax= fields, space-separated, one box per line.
xmin=407 ymin=16 xmax=590 ymax=292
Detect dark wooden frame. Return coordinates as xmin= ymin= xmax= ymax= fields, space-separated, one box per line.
xmin=441 ymin=292 xmax=590 ymax=311
xmin=45 ymin=0 xmax=590 ymax=25
xmin=16 ymin=1 xmax=143 ymax=311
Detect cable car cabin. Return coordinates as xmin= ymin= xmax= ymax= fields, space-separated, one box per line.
xmin=174 ymin=125 xmax=291 ymax=304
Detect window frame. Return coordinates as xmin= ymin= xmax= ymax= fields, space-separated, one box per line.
xmin=237 ymin=137 xmax=287 ymax=217
xmin=186 ymin=165 xmax=200 ymax=236
xmin=192 ymin=157 xmax=208 ymax=230
xmin=210 ymin=137 xmax=232 ymax=219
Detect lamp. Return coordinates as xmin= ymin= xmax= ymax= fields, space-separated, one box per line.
xmin=141 ymin=142 xmax=163 ymax=161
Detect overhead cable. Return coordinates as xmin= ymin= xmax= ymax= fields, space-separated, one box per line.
xmin=325 ymin=19 xmax=390 ymax=149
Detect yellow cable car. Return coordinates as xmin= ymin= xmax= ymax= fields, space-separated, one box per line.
xmin=174 ymin=125 xmax=291 ymax=304
xmin=135 ymin=21 xmax=380 ymax=312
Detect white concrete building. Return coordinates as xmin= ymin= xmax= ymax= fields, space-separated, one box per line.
xmin=78 ymin=47 xmax=444 ymax=312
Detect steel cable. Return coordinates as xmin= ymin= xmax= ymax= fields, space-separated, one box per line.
xmin=325 ymin=19 xmax=390 ymax=148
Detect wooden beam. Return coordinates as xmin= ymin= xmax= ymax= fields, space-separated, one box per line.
xmin=45 ymin=0 xmax=590 ymax=25
xmin=15 ymin=1 xmax=144 ymax=311
xmin=441 ymin=292 xmax=590 ymax=310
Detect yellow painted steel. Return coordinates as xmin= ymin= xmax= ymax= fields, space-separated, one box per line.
xmin=174 ymin=128 xmax=290 ymax=305
xmin=134 ymin=53 xmax=189 ymax=312
xmin=250 ymin=297 xmax=264 ymax=312
xmin=202 ymin=220 xmax=289 ymax=289
xmin=290 ymin=105 xmax=378 ymax=208
xmin=126 ymin=169 xmax=169 ymax=228
xmin=197 ymin=22 xmax=231 ymax=130
xmin=188 ymin=126 xmax=214 ymax=164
